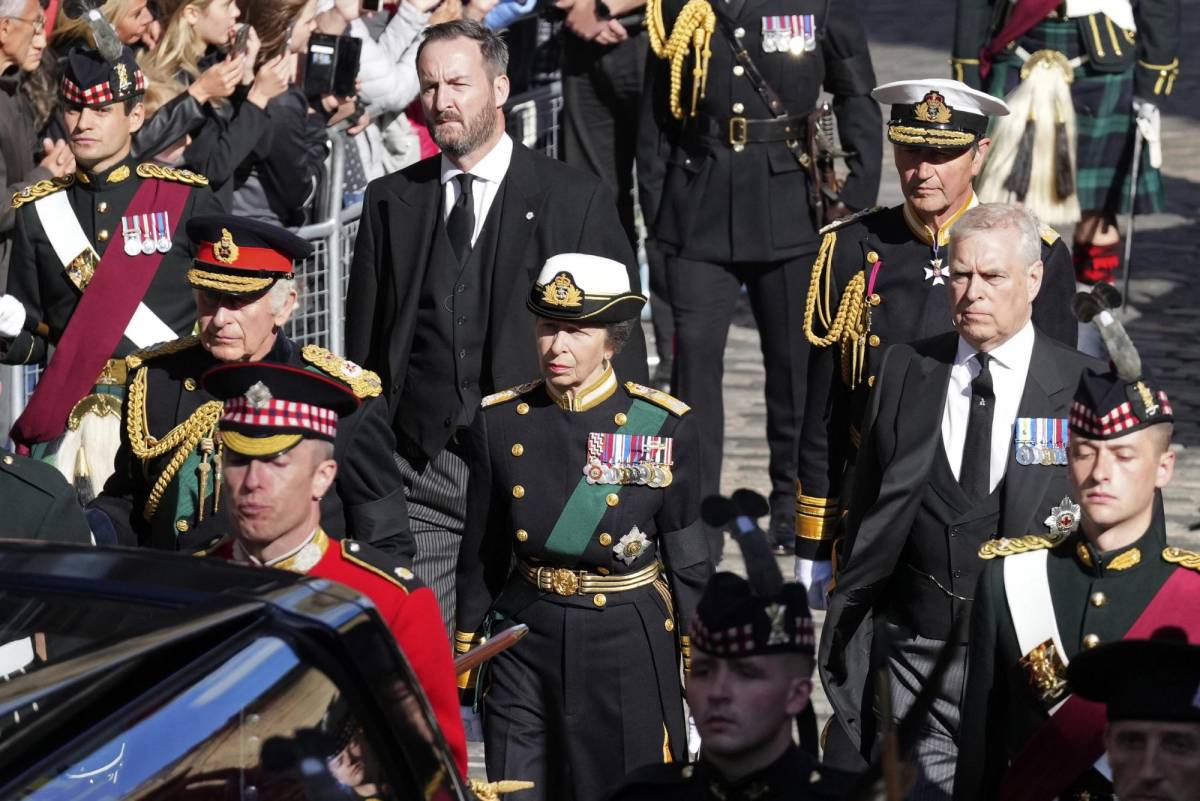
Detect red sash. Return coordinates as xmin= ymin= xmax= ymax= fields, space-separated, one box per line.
xmin=998 ymin=567 xmax=1200 ymax=801
xmin=979 ymin=0 xmax=1063 ymax=79
xmin=10 ymin=178 xmax=191 ymax=451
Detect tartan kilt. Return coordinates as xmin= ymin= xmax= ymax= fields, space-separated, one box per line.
xmin=985 ymin=18 xmax=1164 ymax=216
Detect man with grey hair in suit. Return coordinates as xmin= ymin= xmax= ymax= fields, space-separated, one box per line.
xmin=818 ymin=203 xmax=1101 ymax=795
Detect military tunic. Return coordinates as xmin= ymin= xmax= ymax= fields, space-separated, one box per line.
xmin=954 ymin=512 xmax=1200 ymax=801
xmin=606 ymin=745 xmax=854 ymax=801
xmin=456 ymin=368 xmax=712 ymax=801
xmin=0 ymin=157 xmax=221 ymax=365
xmin=89 ymin=334 xmax=414 ymax=558
xmin=0 ymin=448 xmax=91 ymax=543
xmin=795 ymin=200 xmax=1077 ymax=559
xmin=204 ymin=529 xmax=467 ymax=777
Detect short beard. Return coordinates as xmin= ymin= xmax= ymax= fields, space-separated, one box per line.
xmin=429 ymin=103 xmax=498 ymax=159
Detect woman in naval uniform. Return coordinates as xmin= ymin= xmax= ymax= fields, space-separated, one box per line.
xmin=454 ymin=253 xmax=712 ymax=801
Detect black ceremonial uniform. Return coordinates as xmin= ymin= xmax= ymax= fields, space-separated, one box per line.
xmin=0 ymin=448 xmax=91 ymax=543
xmin=89 ymin=334 xmax=413 ymax=558
xmin=643 ymin=0 xmax=882 ymax=549
xmin=795 ymin=200 xmax=1077 ymax=558
xmin=0 ymin=156 xmax=220 ymax=366
xmin=456 ymin=371 xmax=712 ymax=801
xmin=607 ymin=745 xmax=852 ymax=801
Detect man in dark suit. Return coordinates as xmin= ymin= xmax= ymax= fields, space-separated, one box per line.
xmin=817 ymin=203 xmax=1100 ymax=797
xmin=345 ymin=19 xmax=647 ymax=634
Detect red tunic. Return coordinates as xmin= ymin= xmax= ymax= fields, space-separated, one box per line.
xmin=207 ymin=531 xmax=468 ymax=776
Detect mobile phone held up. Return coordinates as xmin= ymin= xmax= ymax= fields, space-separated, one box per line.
xmin=303 ymin=33 xmax=361 ymax=100
xmin=230 ymin=23 xmax=251 ymax=57
xmin=360 ymin=0 xmax=381 ymax=13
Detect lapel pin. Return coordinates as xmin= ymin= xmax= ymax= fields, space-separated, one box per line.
xmin=525 ymin=211 xmax=535 ymax=221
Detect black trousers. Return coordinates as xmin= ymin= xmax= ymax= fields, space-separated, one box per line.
xmin=483 ymin=584 xmax=685 ymax=801
xmin=561 ymin=30 xmax=673 ymax=367
xmin=667 ymin=254 xmax=811 ymax=545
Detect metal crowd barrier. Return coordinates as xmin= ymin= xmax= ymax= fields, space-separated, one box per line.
xmin=3 ymin=82 xmax=565 ymax=436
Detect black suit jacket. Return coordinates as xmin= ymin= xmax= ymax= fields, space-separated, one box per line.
xmin=818 ymin=327 xmax=1101 ymax=759
xmin=344 ymin=139 xmax=648 ymax=452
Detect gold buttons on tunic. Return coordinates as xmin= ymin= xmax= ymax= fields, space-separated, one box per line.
xmin=614 ymin=412 xmax=627 ymax=426
xmin=596 ymin=567 xmax=610 ymax=575
xmin=183 ymin=378 xmax=198 ymax=391
xmin=512 ymin=485 xmax=525 ymax=499
xmin=593 ymin=593 xmax=607 ymax=608
xmin=868 ymin=375 xmax=876 ymax=387
xmin=97 ymin=229 xmax=110 ymax=242
xmin=511 ymin=443 xmax=524 ymax=456
xmin=732 ymin=65 xmax=745 ymax=76
xmin=605 ymin=493 xmax=619 ymax=507
xmin=1090 ymin=592 xmax=1108 ymax=608
xmin=1083 ymin=634 xmax=1101 ymax=649
xmin=176 ymin=519 xmax=190 ymax=532
xmin=599 ymin=532 xmax=613 ymax=546
xmin=516 ymin=402 xmax=530 ymax=415
xmin=516 ymin=529 xmax=528 ymax=542
xmin=97 ymin=201 xmax=108 ymax=213
xmin=869 ymin=293 xmax=881 ymax=306
xmin=2 ymin=455 xmax=12 ymax=465
xmin=664 ymin=619 xmax=675 ymax=632
xmin=866 ymin=251 xmax=879 ymax=264
xmin=868 ymin=334 xmax=881 ymax=347
xmin=731 ymin=102 xmax=744 ymax=114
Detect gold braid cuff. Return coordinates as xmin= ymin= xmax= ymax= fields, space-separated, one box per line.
xmin=468 ymin=779 xmax=536 ymax=801
xmin=647 ymin=0 xmax=715 ymax=119
xmin=795 ymin=491 xmax=839 ymax=542
xmin=455 ymin=630 xmax=485 ymax=689
xmin=803 ymin=231 xmax=869 ymax=387
xmin=127 ymin=365 xmax=223 ymax=522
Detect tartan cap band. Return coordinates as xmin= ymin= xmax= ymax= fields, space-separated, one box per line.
xmin=1069 ymin=391 xmax=1174 ymax=439
xmin=222 ymin=397 xmax=339 ymax=441
xmin=60 ymin=71 xmax=146 ymax=107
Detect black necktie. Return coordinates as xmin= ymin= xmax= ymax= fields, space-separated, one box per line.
xmin=959 ymin=351 xmax=995 ymax=499
xmin=446 ymin=173 xmax=475 ymax=265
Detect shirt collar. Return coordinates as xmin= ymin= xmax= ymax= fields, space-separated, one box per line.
xmin=903 ymin=191 xmax=978 ymax=247
xmin=439 ymin=133 xmax=513 ymax=187
xmin=234 ymin=527 xmax=328 ymax=573
xmin=955 ymin=319 xmax=1035 ymax=371
xmin=544 ymin=363 xmax=617 ymax=412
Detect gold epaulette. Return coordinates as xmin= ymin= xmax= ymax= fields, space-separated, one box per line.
xmin=137 ymin=163 xmax=209 ymax=187
xmin=1039 ymin=223 xmax=1061 ymax=246
xmin=341 ymin=540 xmax=414 ymax=590
xmin=481 ymin=380 xmax=543 ymax=408
xmin=818 ymin=205 xmax=883 ymax=236
xmin=301 ymin=344 xmax=382 ymax=399
xmin=979 ymin=534 xmax=1061 ymax=560
xmin=125 ymin=335 xmax=201 ymax=370
xmin=11 ymin=175 xmax=74 ymax=209
xmin=1163 ymin=547 xmax=1200 ymax=572
xmin=625 ymin=381 xmax=690 ymax=416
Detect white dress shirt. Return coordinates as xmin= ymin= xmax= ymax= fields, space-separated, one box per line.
xmin=941 ymin=320 xmax=1036 ymax=493
xmin=439 ymin=133 xmax=514 ymax=246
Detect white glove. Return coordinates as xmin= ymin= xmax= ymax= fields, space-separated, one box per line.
xmin=461 ymin=704 xmax=484 ymax=742
xmin=1132 ymin=97 xmax=1163 ymax=169
xmin=0 ymin=294 xmax=26 ymax=338
xmin=795 ymin=558 xmax=833 ymax=610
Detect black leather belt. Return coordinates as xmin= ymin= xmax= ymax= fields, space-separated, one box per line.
xmin=694 ymin=112 xmax=808 ymax=148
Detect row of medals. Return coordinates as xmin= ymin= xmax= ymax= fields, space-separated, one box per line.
xmin=583 ymin=459 xmax=674 ymax=488
xmin=762 ymin=31 xmax=817 ymax=55
xmin=122 ymin=216 xmax=173 ymax=256
xmin=1016 ymin=442 xmax=1067 ymax=466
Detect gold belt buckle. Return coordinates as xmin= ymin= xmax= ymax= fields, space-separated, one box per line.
xmin=728 ymin=116 xmax=748 ymax=148
xmin=549 ymin=568 xmax=580 ymax=596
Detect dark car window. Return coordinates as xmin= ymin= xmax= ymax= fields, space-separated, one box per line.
xmin=14 ymin=636 xmax=407 ymax=801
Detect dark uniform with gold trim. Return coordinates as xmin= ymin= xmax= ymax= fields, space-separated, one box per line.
xmin=607 ymin=748 xmax=850 ymax=801
xmin=0 ymin=447 xmax=91 ymax=543
xmin=795 ymin=198 xmax=1077 ymax=560
xmin=954 ymin=359 xmax=1194 ymax=801
xmin=455 ymin=258 xmax=712 ymax=801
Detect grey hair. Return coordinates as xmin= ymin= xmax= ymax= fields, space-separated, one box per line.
xmin=417 ymin=19 xmax=509 ymax=79
xmin=267 ymin=277 xmax=298 ymax=315
xmin=0 ymin=0 xmax=32 ymax=20
xmin=604 ymin=319 xmax=638 ymax=355
xmin=948 ymin=203 xmax=1042 ymax=270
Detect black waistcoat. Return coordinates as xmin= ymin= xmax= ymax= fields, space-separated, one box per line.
xmin=397 ymin=179 xmax=505 ymax=459
xmin=891 ymin=440 xmax=1002 ymax=641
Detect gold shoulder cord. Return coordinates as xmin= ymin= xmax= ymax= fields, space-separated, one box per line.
xmin=802 ymin=232 xmax=869 ymax=387
xmin=646 ymin=0 xmax=716 ymax=119
xmin=126 ymin=366 xmax=224 ymax=521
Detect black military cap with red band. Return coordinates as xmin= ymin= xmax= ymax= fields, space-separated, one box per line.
xmin=186 ymin=214 xmax=314 ymax=296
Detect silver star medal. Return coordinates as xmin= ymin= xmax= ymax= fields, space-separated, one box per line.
xmin=613 ymin=526 xmax=651 ymax=566
xmin=924 ymin=257 xmax=947 ymax=286
xmin=245 ymin=381 xmax=273 ymax=409
xmin=1044 ymin=496 xmax=1081 ymax=541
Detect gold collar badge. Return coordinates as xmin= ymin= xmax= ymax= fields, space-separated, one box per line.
xmin=541 ymin=271 xmax=584 ymax=308
xmin=214 ymin=227 xmax=240 ymax=264
xmin=915 ymin=90 xmax=953 ymax=124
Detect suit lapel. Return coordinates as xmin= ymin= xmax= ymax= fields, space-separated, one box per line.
xmin=1000 ymin=332 xmax=1073 ymax=537
xmin=390 ymin=160 xmax=442 ymax=327
xmin=488 ymin=143 xmax=547 ymax=329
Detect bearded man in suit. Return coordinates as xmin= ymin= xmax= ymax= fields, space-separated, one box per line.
xmin=345 ymin=19 xmax=647 ymax=634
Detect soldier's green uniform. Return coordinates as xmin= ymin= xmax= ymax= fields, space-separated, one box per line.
xmin=0 ymin=448 xmax=91 ymax=543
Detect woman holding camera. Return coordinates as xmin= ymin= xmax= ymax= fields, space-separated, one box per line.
xmin=138 ymin=0 xmax=290 ymax=205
